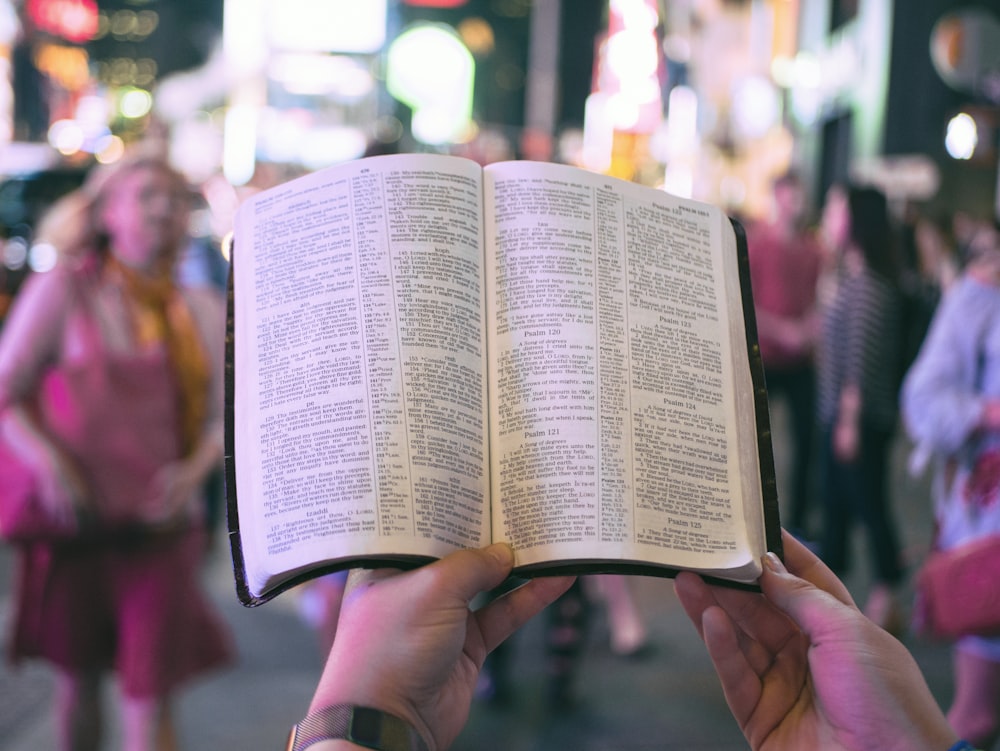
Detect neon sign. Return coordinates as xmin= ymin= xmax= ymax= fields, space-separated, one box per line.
xmin=27 ymin=0 xmax=99 ymax=44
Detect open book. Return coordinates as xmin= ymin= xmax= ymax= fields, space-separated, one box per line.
xmin=225 ymin=153 xmax=780 ymax=606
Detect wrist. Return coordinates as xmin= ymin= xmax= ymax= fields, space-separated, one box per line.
xmin=286 ymin=704 xmax=430 ymax=751
xmin=306 ymin=697 xmax=428 ymax=751
xmin=311 ymin=641 xmax=420 ymax=727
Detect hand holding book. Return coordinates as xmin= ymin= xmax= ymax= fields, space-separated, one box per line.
xmin=226 ymin=154 xmax=780 ymax=606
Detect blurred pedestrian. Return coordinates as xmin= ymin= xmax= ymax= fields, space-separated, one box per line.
xmin=0 ymin=152 xmax=232 ymax=751
xmin=746 ymin=171 xmax=823 ymax=539
xmin=588 ymin=574 xmax=649 ymax=657
xmin=814 ymin=183 xmax=906 ymax=633
xmin=474 ymin=576 xmax=591 ymax=710
xmin=898 ymin=210 xmax=959 ymax=385
xmin=901 ymin=221 xmax=1000 ymax=749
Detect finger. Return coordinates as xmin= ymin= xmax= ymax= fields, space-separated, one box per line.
xmin=474 ymin=575 xmax=575 ymax=654
xmin=771 ymin=530 xmax=857 ymax=609
xmin=343 ymin=543 xmax=517 ymax=607
xmin=759 ymin=548 xmax=862 ymax=639
xmin=696 ymin=587 xmax=798 ymax=660
xmin=674 ymin=572 xmax=791 ymax=675
xmin=673 ymin=571 xmax=715 ymax=639
xmin=700 ymin=605 xmax=762 ymax=732
xmin=344 ymin=564 xmax=406 ymax=597
xmin=437 ymin=543 xmax=518 ymax=602
xmin=681 ymin=577 xmax=795 ymax=677
xmin=371 ymin=543 xmax=517 ymax=612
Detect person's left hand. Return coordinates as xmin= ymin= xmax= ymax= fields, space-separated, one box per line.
xmin=309 ymin=544 xmax=574 ymax=750
xmin=674 ymin=531 xmax=957 ymax=751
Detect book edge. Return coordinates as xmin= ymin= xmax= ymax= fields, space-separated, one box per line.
xmin=729 ymin=216 xmax=783 ymax=562
xmin=223 ymin=245 xmax=261 ymax=606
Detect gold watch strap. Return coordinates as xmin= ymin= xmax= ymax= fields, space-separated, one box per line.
xmin=286 ymin=705 xmax=429 ymax=751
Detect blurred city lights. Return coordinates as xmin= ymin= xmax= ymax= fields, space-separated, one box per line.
xmin=661 ymin=165 xmax=693 ymax=198
xmin=402 ymin=0 xmax=468 ymax=7
xmin=269 ymin=54 xmax=374 ymax=99
xmin=665 ymin=85 xmax=697 ymax=159
xmin=223 ymin=104 xmax=258 ymax=185
xmin=104 ymin=8 xmax=158 ymax=41
xmin=27 ymin=0 xmax=99 ymax=44
xmin=223 ymin=0 xmax=268 ymax=76
xmin=266 ymin=0 xmax=386 ymax=54
xmin=3 ymin=236 xmax=28 ymax=270
xmin=660 ymin=85 xmax=697 ymax=198
xmin=608 ymin=92 xmax=641 ymax=130
xmin=119 ymin=87 xmax=153 ymax=119
xmin=582 ymin=92 xmax=614 ymax=172
xmin=731 ymin=75 xmax=780 ymax=140
xmin=945 ymin=112 xmax=978 ymax=160
xmin=95 ymin=133 xmax=126 ymax=164
xmin=386 ymin=24 xmax=474 ymax=145
xmin=47 ymin=119 xmax=85 ymax=154
xmin=457 ymin=17 xmax=495 ymax=55
xmin=28 ymin=241 xmax=59 ymax=272
xmin=32 ymin=42 xmax=90 ymax=90
xmin=594 ymin=0 xmax=662 ymax=135
xmin=168 ymin=115 xmax=221 ymax=180
xmin=1 ymin=0 xmax=995 ymax=235
xmin=611 ymin=0 xmax=658 ymax=30
xmin=298 ymin=126 xmax=369 ymax=169
xmin=606 ymin=30 xmax=660 ymax=82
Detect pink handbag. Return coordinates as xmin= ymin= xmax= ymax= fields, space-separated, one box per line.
xmin=913 ymin=534 xmax=1000 ymax=640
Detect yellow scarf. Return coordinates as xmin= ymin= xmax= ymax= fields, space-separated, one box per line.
xmin=107 ymin=256 xmax=210 ymax=455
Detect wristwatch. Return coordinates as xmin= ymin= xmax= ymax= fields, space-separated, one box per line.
xmin=286 ymin=704 xmax=429 ymax=751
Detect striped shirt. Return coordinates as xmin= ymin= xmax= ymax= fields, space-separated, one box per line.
xmin=816 ymin=266 xmax=903 ymax=429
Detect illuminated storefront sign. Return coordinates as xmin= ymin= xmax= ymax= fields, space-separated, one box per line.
xmin=387 ymin=23 xmax=474 ymax=145
xmin=401 ymin=0 xmax=468 ymax=7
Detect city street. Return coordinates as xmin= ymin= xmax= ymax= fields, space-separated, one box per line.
xmin=0 ymin=402 xmax=960 ymax=750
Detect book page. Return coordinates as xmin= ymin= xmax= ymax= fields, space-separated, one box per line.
xmin=484 ymin=161 xmax=764 ymax=581
xmin=233 ymin=154 xmax=490 ymax=596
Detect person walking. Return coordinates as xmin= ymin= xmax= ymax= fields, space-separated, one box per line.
xmin=814 ymin=183 xmax=906 ymax=633
xmin=746 ymin=171 xmax=823 ymax=539
xmin=901 ymin=222 xmax=1000 ymax=749
xmin=0 ymin=151 xmax=233 ymax=751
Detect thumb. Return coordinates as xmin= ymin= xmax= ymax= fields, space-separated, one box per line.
xmin=426 ymin=543 xmax=516 ymax=604
xmin=758 ymin=553 xmax=860 ymax=638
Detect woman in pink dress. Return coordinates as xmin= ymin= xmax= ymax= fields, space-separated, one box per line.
xmin=0 ymin=153 xmax=232 ymax=750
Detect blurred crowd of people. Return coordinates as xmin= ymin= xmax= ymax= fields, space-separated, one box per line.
xmin=746 ymin=171 xmax=1000 ymax=748
xmin=0 ymin=134 xmax=998 ymax=750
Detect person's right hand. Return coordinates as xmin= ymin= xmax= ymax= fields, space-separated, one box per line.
xmin=309 ymin=543 xmax=574 ymax=751
xmin=674 ymin=531 xmax=958 ymax=751
xmin=33 ymin=443 xmax=89 ymax=526
xmin=980 ymin=398 xmax=1000 ymax=431
xmin=3 ymin=408 xmax=87 ymax=526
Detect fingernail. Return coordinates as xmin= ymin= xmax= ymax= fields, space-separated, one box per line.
xmin=488 ymin=542 xmax=514 ymax=566
xmin=763 ymin=552 xmax=786 ymax=574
